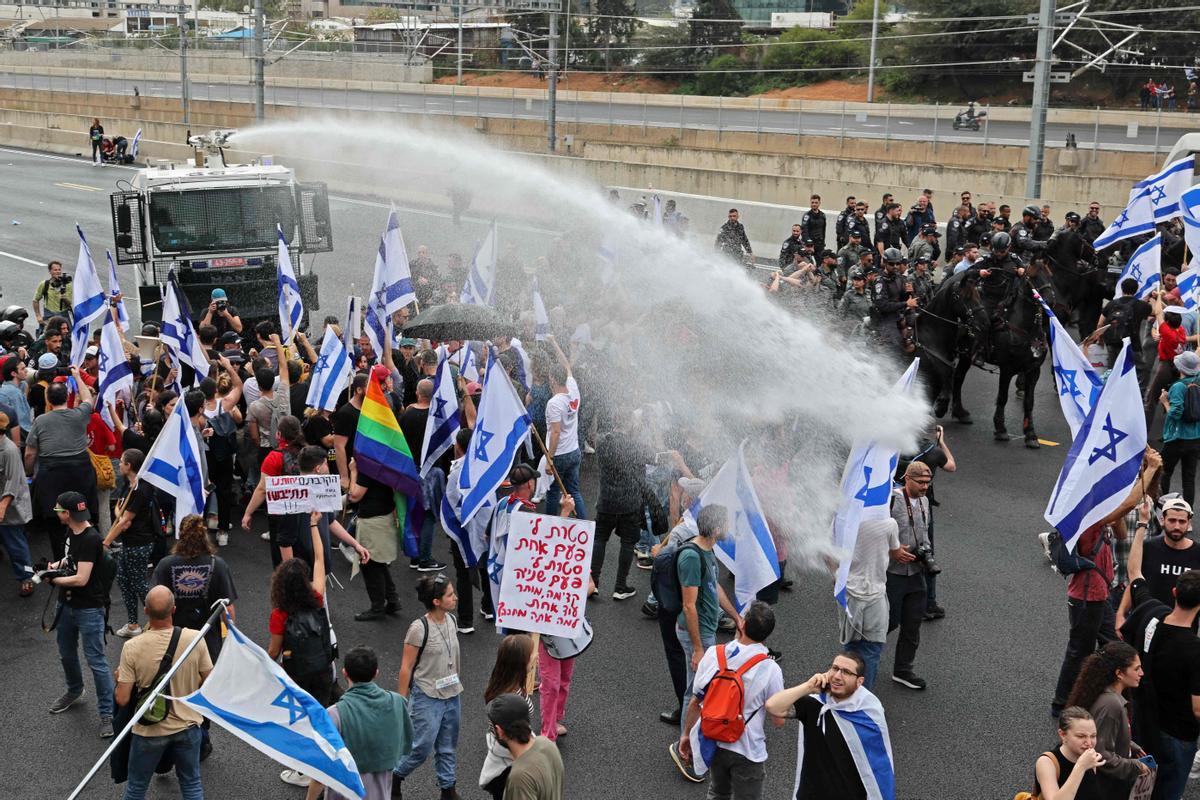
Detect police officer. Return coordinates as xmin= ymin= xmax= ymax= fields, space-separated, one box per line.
xmin=945 ymin=205 xmax=971 ymax=256
xmin=839 ymin=267 xmax=875 ymax=324
xmin=779 ymin=223 xmax=804 ymax=269
xmin=835 ymin=196 xmax=856 ymax=249
xmin=964 ymin=203 xmax=993 ymax=246
xmin=908 ymin=225 xmax=942 ymax=266
xmin=1034 ymin=204 xmax=1055 ymax=241
xmin=871 ymin=247 xmax=916 ymax=350
xmin=848 ymin=201 xmax=872 ymax=243
xmin=1080 ymin=201 xmax=1106 ymax=244
xmin=906 ymin=256 xmax=936 ymax=305
xmin=815 ymin=249 xmax=845 ymax=300
xmin=996 ymin=204 xmax=1013 ymax=232
xmin=837 ymin=230 xmax=870 ymax=274
xmin=716 ymin=208 xmax=753 ymax=265
xmin=801 ymin=195 xmax=827 ymax=254
xmin=1011 ymin=205 xmax=1048 ymax=258
xmin=874 ymin=193 xmax=895 ymax=239
xmin=965 ymin=231 xmax=1026 ymax=362
xmin=875 ymin=203 xmax=907 ymax=259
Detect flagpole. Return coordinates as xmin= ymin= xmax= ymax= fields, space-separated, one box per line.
xmin=529 ymin=424 xmax=572 ymax=517
xmin=67 ymin=599 xmax=232 ymax=800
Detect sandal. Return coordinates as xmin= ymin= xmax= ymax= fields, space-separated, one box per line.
xmin=19 ymin=580 xmax=33 ymax=597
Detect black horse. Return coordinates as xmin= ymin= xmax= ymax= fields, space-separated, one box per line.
xmin=917 ymin=264 xmax=1055 ymax=448
xmin=1044 ymin=227 xmax=1106 ymax=339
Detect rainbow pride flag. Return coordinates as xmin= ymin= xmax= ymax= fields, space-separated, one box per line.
xmin=355 ymin=376 xmax=423 ymax=557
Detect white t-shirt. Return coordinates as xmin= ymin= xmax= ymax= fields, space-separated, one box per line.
xmin=846 ymin=517 xmax=900 ymax=599
xmin=692 ymin=641 xmax=784 ymax=763
xmin=242 ymin=374 xmax=280 ymax=405
xmin=544 ymin=375 xmax=581 ymax=456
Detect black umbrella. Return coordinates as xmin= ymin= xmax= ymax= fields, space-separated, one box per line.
xmin=402 ymin=303 xmax=515 ymax=342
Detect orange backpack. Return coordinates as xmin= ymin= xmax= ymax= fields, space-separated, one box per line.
xmin=699 ymin=645 xmax=770 ymax=743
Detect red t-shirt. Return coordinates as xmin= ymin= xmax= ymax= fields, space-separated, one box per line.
xmin=268 ymin=590 xmax=324 ymax=636
xmin=1067 ymin=525 xmax=1114 ymax=602
xmin=1158 ymin=323 xmax=1188 ymax=362
xmin=261 ymin=449 xmax=285 ymax=478
xmin=87 ymin=413 xmax=119 ymax=458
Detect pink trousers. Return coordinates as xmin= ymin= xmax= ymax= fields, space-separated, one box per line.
xmin=537 ymin=640 xmax=576 ymax=740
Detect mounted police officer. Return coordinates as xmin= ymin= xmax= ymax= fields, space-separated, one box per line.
xmin=965 ymin=231 xmax=1027 ymax=364
xmin=871 ymin=247 xmax=917 ymax=353
xmin=1011 ymin=205 xmax=1048 ymax=259
xmin=1080 ymin=201 xmax=1106 ymax=244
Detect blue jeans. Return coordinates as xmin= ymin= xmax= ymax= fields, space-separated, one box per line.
xmin=844 ymin=639 xmax=884 ymax=690
xmin=676 ymin=624 xmax=715 ymax=736
xmin=55 ymin=604 xmax=114 ymax=717
xmin=1153 ymin=733 xmax=1197 ymax=800
xmin=394 ymin=687 xmax=460 ymax=789
xmin=0 ymin=523 xmax=33 ymax=581
xmin=123 ymin=726 xmax=203 ymax=800
xmin=546 ymin=448 xmax=585 ymax=517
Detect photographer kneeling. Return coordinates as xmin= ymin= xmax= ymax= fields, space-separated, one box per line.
xmin=886 ymin=461 xmax=939 ymax=691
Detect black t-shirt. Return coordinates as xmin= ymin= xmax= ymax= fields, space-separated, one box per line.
xmin=356 ymin=472 xmax=396 ymax=518
xmin=122 ymin=427 xmax=151 ymax=454
xmin=596 ymin=431 xmax=652 ymax=515
xmin=119 ymin=480 xmax=159 ymax=548
xmin=302 ymin=414 xmax=337 ymax=470
xmin=399 ymin=406 xmax=429 ymax=466
xmin=152 ymin=553 xmax=238 ymax=657
xmin=331 ymin=402 xmax=361 ymax=462
xmin=290 ymin=382 xmax=310 ymax=419
xmin=1150 ymin=622 xmax=1200 ymax=740
xmin=206 ymin=305 xmax=240 ymax=338
xmin=1142 ymin=536 xmax=1200 ymax=606
xmin=1101 ymin=296 xmax=1152 ymax=348
xmin=63 ymin=526 xmax=106 ymax=609
xmin=795 ymin=696 xmax=866 ymax=800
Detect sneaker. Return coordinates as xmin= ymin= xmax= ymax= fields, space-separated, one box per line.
xmin=668 ymin=741 xmax=704 ymax=783
xmin=99 ymin=716 xmax=114 ymax=738
xmin=259 ymin=531 xmax=269 ymax=541
xmin=768 ymin=648 xmax=783 ymax=663
xmin=49 ymin=690 xmax=83 ymax=714
xmin=582 ymin=441 xmax=596 ymax=455
xmin=115 ymin=623 xmax=142 ymax=639
xmin=417 ymin=559 xmax=447 ymax=572
xmin=280 ymin=769 xmax=310 ymax=787
xmin=354 ymin=608 xmax=387 ymax=622
xmin=385 ymin=602 xmax=400 ymax=616
xmin=1189 ymin=749 xmax=1200 ymax=780
xmin=717 ymin=615 xmax=736 ymax=632
xmin=481 ymin=608 xmax=495 ymax=622
xmin=641 ymin=601 xmax=658 ymax=619
xmin=216 ymin=531 xmax=229 ymax=547
xmin=891 ymin=672 xmax=927 ymax=690
xmin=612 ymin=586 xmax=637 ymax=601
xmin=636 ymin=555 xmax=653 ymax=570
xmin=1038 ymin=531 xmax=1053 ymax=563
xmin=659 ymin=708 xmax=681 ymax=725
xmin=924 ymin=604 xmax=946 ymax=621
xmin=634 ymin=547 xmax=649 ymax=560
xmin=409 ymin=558 xmax=420 ymax=570
xmin=457 ymin=625 xmax=475 ymax=635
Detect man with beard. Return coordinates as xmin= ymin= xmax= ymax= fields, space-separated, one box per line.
xmin=1118 ymin=498 xmax=1200 ymax=613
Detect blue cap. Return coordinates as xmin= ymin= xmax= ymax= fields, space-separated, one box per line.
xmin=211 ymin=288 xmax=227 ymax=300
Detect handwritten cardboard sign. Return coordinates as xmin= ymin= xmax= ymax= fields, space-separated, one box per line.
xmin=496 ymin=511 xmax=595 ymax=638
xmin=264 ymin=474 xmax=342 ymax=515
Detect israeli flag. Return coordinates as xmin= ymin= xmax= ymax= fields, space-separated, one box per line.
xmin=96 ymin=311 xmax=133 ymax=427
xmin=130 ymin=128 xmax=142 ymax=160
xmin=793 ymin=688 xmax=894 ymax=800
xmin=1094 ymin=156 xmax=1195 ymax=250
xmin=440 ymin=455 xmax=490 ymax=568
xmin=138 ymin=397 xmax=207 ymax=527
xmin=458 ymin=347 xmax=532 ymax=525
xmin=344 ymin=295 xmax=362 ymax=354
xmin=159 ymin=271 xmax=210 ymax=381
xmin=832 ymin=359 xmax=919 ymax=609
xmin=1177 ymin=185 xmax=1200 ymax=310
xmin=1116 ymin=234 xmax=1162 ymax=300
xmin=532 ymin=278 xmax=550 ymax=342
xmin=276 ymin=225 xmax=304 ymax=344
xmin=69 ymin=225 xmax=108 ymax=367
xmin=105 ymin=250 xmax=129 ymax=332
xmin=421 ymin=346 xmax=461 ymax=478
xmin=452 ymin=342 xmax=480 ymax=384
xmin=509 ymin=338 xmax=532 ymax=392
xmin=1045 ymin=341 xmax=1148 ymax=552
xmin=461 ymin=223 xmax=498 ymax=307
xmin=178 ymin=621 xmax=365 ymax=799
xmin=364 ymin=210 xmax=416 ymax=357
xmin=1034 ymin=291 xmax=1102 ymax=439
xmin=652 ymin=194 xmax=664 ymax=228
xmin=306 ymin=327 xmax=352 ymax=412
xmin=685 ymin=443 xmax=780 ymax=612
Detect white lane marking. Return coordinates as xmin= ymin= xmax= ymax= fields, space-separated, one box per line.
xmin=0 ymin=147 xmax=136 ymax=171
xmin=0 ymin=249 xmax=43 ymax=266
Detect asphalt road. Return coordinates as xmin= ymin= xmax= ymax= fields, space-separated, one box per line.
xmin=0 ymin=148 xmax=1196 ymax=799
xmin=0 ymin=70 xmax=1178 ymax=153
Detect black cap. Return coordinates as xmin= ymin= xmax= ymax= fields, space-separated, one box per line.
xmin=915 ymin=255 xmax=931 ymax=263
xmin=486 ymin=693 xmax=531 ymax=728
xmin=848 ymin=229 xmax=862 ymax=238
xmin=802 ymin=238 xmax=815 ymax=246
xmin=220 ymin=331 xmax=241 ymax=345
xmin=821 ymin=249 xmax=837 ymax=259
xmin=1065 ymin=211 xmax=1081 ymax=222
xmin=922 ymin=225 xmax=940 ymax=236
xmin=508 ymin=463 xmax=538 ymax=486
xmin=954 ymin=245 xmax=966 ymax=254
xmin=54 ymin=491 xmax=90 ymax=522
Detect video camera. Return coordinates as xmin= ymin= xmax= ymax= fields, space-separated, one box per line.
xmin=31 ymin=556 xmax=75 ymax=585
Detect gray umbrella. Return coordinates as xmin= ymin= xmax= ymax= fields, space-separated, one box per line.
xmin=401 ymin=303 xmax=515 ymax=342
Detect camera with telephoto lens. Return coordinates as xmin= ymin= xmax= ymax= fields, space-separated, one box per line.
xmin=914 ymin=543 xmax=941 ymax=575
xmin=216 ymin=299 xmax=227 ymax=311
xmin=49 ymin=274 xmax=73 ymax=290
xmin=31 ymin=556 xmax=75 ymax=585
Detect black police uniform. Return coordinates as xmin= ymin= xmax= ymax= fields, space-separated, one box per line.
xmin=875 ymin=217 xmax=907 ymax=254
xmin=778 ymin=234 xmax=804 ymax=269
xmin=1010 ymin=221 xmax=1047 ymax=257
xmin=870 ymin=269 xmax=910 ymax=349
xmin=801 ymin=209 xmax=827 ymax=254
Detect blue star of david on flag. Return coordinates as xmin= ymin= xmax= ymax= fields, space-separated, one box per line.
xmin=433 ymin=395 xmax=448 ymax=421
xmin=1055 ymin=366 xmax=1081 ymax=399
xmin=271 ymin=679 xmax=309 ymax=726
xmin=473 ymin=428 xmax=494 ymax=462
xmin=1151 ymin=185 xmax=1167 ymax=205
xmin=1113 ymin=210 xmax=1129 ymax=228
xmin=1088 ymin=414 xmax=1128 ymax=465
xmin=852 ymin=464 xmax=894 ymax=507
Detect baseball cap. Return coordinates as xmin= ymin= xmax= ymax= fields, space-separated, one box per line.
xmin=802 ymin=238 xmax=815 ymax=246
xmin=915 ymin=255 xmax=931 ymax=263
xmin=370 ymin=364 xmax=391 ymax=383
xmin=84 ymin=346 xmax=98 ymax=359
xmin=37 ymin=353 xmax=59 ymax=370
xmin=678 ymin=477 xmax=707 ymax=498
xmin=220 ymin=331 xmax=241 ymax=345
xmin=1162 ymin=497 xmax=1194 ymax=517
xmin=922 ymin=225 xmax=941 ymax=236
xmin=54 ymin=491 xmax=90 ymax=522
xmin=466 ymin=380 xmax=482 ymax=396
xmin=848 ymin=229 xmax=862 ymax=238
xmin=211 ymin=288 xmax=227 ymax=300
xmin=399 ymin=338 xmax=418 ymax=348
xmin=486 ymin=693 xmax=531 ymax=728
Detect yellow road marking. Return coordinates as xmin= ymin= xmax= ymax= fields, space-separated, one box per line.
xmin=54 ymin=182 xmax=102 ymax=192
xmin=1037 ymin=438 xmax=1060 ymax=447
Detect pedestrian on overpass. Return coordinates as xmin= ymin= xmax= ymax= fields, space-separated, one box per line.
xmin=88 ymin=118 xmax=104 ymax=166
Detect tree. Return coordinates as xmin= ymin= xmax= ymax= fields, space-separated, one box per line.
xmin=761 ymin=26 xmax=864 ymax=88
xmin=690 ymin=0 xmax=741 ymax=60
xmin=585 ymin=0 xmax=639 ymax=70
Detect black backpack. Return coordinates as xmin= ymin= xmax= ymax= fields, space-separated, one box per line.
xmin=1103 ymin=297 xmax=1135 ymax=346
xmin=281 ymin=606 xmax=333 ymax=677
xmin=1183 ymin=382 xmax=1200 ymax=424
xmin=1048 ymin=528 xmax=1102 ymax=577
xmin=650 ymin=541 xmax=706 ymax=616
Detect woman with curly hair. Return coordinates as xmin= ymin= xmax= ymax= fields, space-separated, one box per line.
xmin=151 ymin=514 xmax=237 ymax=660
xmin=1065 ymin=641 xmax=1151 ymax=798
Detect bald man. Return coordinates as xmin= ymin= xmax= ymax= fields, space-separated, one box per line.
xmin=886 ymin=461 xmax=935 ymax=691
xmin=115 ymin=586 xmax=214 ymax=800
